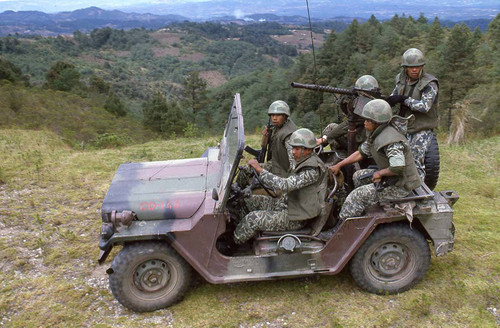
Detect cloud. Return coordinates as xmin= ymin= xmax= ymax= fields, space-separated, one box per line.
xmin=233 ymin=9 xmax=244 ymax=19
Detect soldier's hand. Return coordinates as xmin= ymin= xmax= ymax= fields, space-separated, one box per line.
xmin=386 ymin=95 xmax=408 ymax=107
xmin=372 ymin=170 xmax=383 ymax=183
xmin=248 ymin=159 xmax=263 ymax=173
xmin=262 ymin=126 xmax=268 ymax=136
xmin=330 ymin=164 xmax=341 ymax=176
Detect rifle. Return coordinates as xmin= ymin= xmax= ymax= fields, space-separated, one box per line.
xmin=358 ymin=171 xmax=399 ymax=192
xmin=291 ymin=82 xmax=384 ymax=155
xmin=244 ymin=117 xmax=273 ymax=163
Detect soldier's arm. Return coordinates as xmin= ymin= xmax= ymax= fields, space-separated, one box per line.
xmin=260 ymin=167 xmax=319 ymax=192
xmin=404 ymin=82 xmax=438 ymax=113
xmin=372 ymin=142 xmax=405 ymax=181
xmin=284 ymin=136 xmax=295 ymax=171
xmin=385 ymin=142 xmax=405 ymax=175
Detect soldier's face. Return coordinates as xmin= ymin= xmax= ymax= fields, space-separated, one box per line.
xmin=292 ymin=147 xmax=312 ymax=161
xmin=406 ymin=65 xmax=423 ymax=81
xmin=270 ymin=114 xmax=286 ymax=127
xmin=364 ymin=119 xmax=379 ymax=132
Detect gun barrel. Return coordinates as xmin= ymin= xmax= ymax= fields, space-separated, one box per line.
xmin=290 ymin=82 xmax=354 ymax=96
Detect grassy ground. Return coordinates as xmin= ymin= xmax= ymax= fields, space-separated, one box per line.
xmin=0 ymin=130 xmax=498 ymax=327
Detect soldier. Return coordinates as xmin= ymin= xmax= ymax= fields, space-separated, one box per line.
xmin=265 ymin=100 xmax=298 ymax=177
xmin=234 ymin=128 xmax=328 ymax=244
xmin=328 ymin=99 xmax=421 ymax=224
xmin=237 ymin=100 xmax=297 ymax=187
xmin=386 ymin=48 xmax=439 ymax=181
xmin=316 ymin=75 xmax=380 ymax=154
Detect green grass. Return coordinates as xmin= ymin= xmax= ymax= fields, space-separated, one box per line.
xmin=0 ymin=130 xmax=498 ymax=327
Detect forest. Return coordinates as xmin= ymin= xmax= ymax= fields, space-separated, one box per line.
xmin=0 ymin=13 xmax=499 ymax=147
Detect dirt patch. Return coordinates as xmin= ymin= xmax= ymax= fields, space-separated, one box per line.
xmin=179 ymin=52 xmax=205 ymax=62
xmin=271 ymin=29 xmax=326 ymax=54
xmin=152 ymin=46 xmax=181 ymax=58
xmin=79 ymin=53 xmax=108 ymax=64
xmin=151 ymin=30 xmax=182 ymax=46
xmin=199 ymin=70 xmax=227 ymax=88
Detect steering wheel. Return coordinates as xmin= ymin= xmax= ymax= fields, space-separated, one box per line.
xmin=250 ymin=166 xmax=278 ymax=198
xmin=326 ymin=171 xmax=339 ymax=201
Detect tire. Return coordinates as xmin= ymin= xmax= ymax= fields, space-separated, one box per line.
xmin=349 ymin=223 xmax=430 ymax=295
xmin=109 ymin=241 xmax=192 ymax=312
xmin=424 ymin=134 xmax=440 ymax=190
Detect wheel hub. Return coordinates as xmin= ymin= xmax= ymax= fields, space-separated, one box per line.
xmin=371 ymin=243 xmax=407 ymax=276
xmin=134 ymin=260 xmax=170 ymax=292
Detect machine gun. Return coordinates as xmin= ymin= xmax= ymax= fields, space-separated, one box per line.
xmin=291 ymin=82 xmax=384 ymax=155
xmin=244 ymin=118 xmax=273 ymax=163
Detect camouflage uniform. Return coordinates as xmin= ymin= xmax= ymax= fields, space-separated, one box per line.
xmin=390 ymin=48 xmax=439 ymax=180
xmin=234 ymin=166 xmax=320 ymax=244
xmin=236 ymin=101 xmax=296 ymax=187
xmin=339 ymin=158 xmax=410 ymax=220
xmin=338 ymin=99 xmax=420 ymax=220
xmin=234 ymin=129 xmax=327 ymax=244
xmin=321 ymin=75 xmax=378 ymax=153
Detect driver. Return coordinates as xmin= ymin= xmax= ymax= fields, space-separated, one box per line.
xmin=233 ymin=128 xmax=328 ymax=244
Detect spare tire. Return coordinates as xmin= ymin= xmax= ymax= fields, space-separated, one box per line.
xmin=424 ymin=133 xmax=440 ymax=190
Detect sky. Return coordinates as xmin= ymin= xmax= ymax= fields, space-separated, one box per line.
xmin=0 ymin=0 xmax=498 ymax=20
xmin=0 ymin=0 xmax=210 ymax=13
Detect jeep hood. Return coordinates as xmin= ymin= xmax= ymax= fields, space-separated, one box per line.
xmin=101 ymin=158 xmax=208 ymax=220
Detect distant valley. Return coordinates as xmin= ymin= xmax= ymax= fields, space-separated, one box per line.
xmin=0 ymin=4 xmax=497 ymax=37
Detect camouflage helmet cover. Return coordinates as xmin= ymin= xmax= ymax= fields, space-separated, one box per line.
xmin=289 ymin=128 xmax=316 ymax=149
xmin=401 ymin=48 xmax=425 ymax=67
xmin=360 ymin=99 xmax=392 ymax=123
xmin=355 ymin=75 xmax=379 ymax=91
xmin=268 ymin=100 xmax=290 ymax=116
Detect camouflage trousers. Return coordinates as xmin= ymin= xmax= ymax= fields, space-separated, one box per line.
xmin=339 ymin=169 xmax=410 ymax=220
xmin=407 ymin=130 xmax=434 ymax=181
xmin=233 ymin=195 xmax=305 ymax=244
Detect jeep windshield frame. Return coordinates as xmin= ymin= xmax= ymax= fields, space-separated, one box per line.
xmin=215 ymin=93 xmax=244 ymax=212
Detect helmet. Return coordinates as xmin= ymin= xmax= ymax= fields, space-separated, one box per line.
xmin=360 ymin=99 xmax=392 ymax=123
xmin=289 ymin=128 xmax=316 ymax=149
xmin=268 ymin=100 xmax=290 ymax=116
xmin=401 ymin=48 xmax=425 ymax=67
xmin=355 ymin=75 xmax=379 ymax=91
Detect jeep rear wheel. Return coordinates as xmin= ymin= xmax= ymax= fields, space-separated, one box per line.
xmin=349 ymin=223 xmax=430 ymax=294
xmin=424 ymin=133 xmax=440 ymax=190
xmin=109 ymin=241 xmax=192 ymax=312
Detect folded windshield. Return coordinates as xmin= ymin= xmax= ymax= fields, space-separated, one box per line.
xmin=216 ymin=93 xmax=244 ymax=211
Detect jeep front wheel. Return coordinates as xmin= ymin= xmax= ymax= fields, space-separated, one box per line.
xmin=108 ymin=241 xmax=192 ymax=312
xmin=349 ymin=223 xmax=430 ymax=294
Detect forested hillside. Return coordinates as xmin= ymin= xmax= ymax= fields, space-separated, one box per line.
xmin=0 ymin=13 xmax=498 ymax=145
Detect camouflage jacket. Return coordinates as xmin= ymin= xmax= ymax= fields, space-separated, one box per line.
xmin=392 ymin=71 xmax=439 ymax=134
xmin=260 ymin=153 xmax=327 ymax=221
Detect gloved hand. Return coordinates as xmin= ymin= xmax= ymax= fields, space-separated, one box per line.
xmin=386 ymin=95 xmax=408 ymax=107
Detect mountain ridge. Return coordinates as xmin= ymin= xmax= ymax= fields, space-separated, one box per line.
xmin=0 ymin=4 xmax=496 ymax=36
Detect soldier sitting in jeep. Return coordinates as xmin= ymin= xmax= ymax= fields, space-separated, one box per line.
xmin=233 ymin=128 xmax=328 ymax=245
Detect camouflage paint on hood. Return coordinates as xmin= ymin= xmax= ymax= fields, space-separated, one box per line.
xmin=101 ymin=158 xmax=208 ymax=220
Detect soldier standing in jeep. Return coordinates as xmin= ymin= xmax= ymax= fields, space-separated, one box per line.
xmin=386 ymin=48 xmax=440 ymax=187
xmin=328 ymin=99 xmax=421 ymax=223
xmin=238 ymin=100 xmax=297 ymax=188
xmin=316 ymin=74 xmax=381 ymax=153
xmin=234 ymin=128 xmax=328 ymax=244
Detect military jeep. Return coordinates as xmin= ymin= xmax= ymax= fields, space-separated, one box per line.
xmin=98 ymin=94 xmax=458 ymax=312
